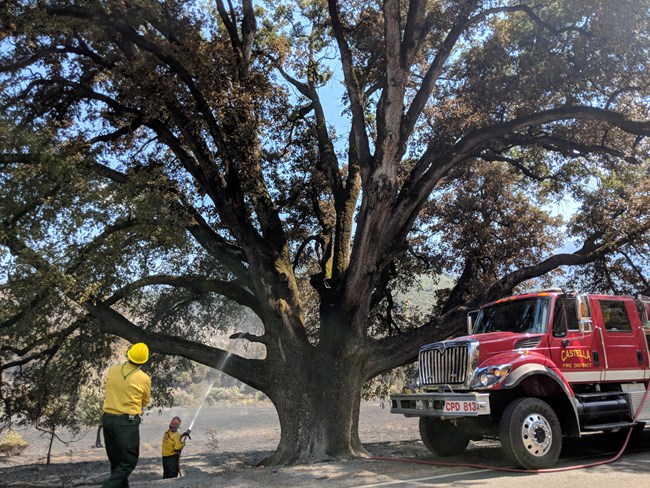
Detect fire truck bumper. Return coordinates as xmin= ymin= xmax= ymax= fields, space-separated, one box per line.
xmin=390 ymin=392 xmax=491 ymax=418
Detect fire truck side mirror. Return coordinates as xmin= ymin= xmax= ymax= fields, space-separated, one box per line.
xmin=637 ymin=294 xmax=650 ymax=334
xmin=579 ymin=318 xmax=593 ymax=334
xmin=467 ymin=310 xmax=479 ymax=335
xmin=576 ymin=294 xmax=593 ymax=334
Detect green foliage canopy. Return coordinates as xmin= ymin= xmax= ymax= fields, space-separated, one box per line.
xmin=1 ymin=0 xmax=649 ymax=464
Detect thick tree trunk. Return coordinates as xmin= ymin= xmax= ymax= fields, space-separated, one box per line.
xmin=260 ymin=350 xmax=367 ymax=465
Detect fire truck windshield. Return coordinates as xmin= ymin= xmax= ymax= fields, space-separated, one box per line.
xmin=473 ymin=297 xmax=551 ymax=334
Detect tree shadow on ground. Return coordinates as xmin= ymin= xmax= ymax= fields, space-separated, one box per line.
xmin=1 ymin=434 xmax=650 ymax=487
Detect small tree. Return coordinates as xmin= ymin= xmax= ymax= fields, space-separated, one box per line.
xmin=77 ymin=383 xmax=105 ymax=448
xmin=36 ymin=397 xmax=80 ymax=465
xmin=1 ymin=320 xmax=97 ymax=463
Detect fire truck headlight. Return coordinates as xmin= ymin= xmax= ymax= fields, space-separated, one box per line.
xmin=471 ymin=365 xmax=512 ymax=388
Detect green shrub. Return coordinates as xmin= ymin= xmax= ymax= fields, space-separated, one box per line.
xmin=0 ymin=430 xmax=28 ymax=457
xmin=209 ymin=386 xmax=246 ymax=402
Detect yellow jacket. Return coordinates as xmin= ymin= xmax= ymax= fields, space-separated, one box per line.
xmin=162 ymin=429 xmax=185 ymax=457
xmin=102 ymin=362 xmax=151 ymax=415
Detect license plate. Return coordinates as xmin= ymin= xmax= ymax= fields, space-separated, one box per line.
xmin=443 ymin=400 xmax=478 ymax=413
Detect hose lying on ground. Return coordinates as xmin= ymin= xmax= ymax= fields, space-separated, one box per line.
xmin=370 ymin=384 xmax=650 ymax=474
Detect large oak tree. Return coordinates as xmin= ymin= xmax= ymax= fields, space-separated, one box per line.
xmin=1 ymin=0 xmax=649 ymax=464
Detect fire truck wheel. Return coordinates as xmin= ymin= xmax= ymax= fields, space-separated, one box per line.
xmin=418 ymin=417 xmax=470 ymax=456
xmin=499 ymin=397 xmax=562 ymax=469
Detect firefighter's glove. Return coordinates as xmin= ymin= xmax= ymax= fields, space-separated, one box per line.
xmin=181 ymin=430 xmax=191 ymax=441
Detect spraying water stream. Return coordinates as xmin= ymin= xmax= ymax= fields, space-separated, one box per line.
xmin=187 ymin=351 xmax=233 ymax=432
xmin=188 ymin=377 xmax=215 ymax=432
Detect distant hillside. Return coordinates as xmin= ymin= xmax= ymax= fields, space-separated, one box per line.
xmin=396 ymin=274 xmax=455 ymax=312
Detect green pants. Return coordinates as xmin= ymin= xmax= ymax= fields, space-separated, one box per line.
xmin=101 ymin=413 xmax=141 ymax=488
xmin=162 ymin=453 xmax=180 ymax=478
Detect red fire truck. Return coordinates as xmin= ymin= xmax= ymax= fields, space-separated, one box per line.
xmin=390 ymin=289 xmax=650 ymax=469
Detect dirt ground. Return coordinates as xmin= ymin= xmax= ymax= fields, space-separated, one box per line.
xmin=3 ymin=401 xmax=649 ymax=488
xmin=0 ymin=401 xmax=508 ymax=487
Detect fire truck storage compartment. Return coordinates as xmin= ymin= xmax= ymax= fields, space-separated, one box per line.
xmin=624 ymin=383 xmax=650 ymax=422
xmin=576 ymin=393 xmax=630 ymax=425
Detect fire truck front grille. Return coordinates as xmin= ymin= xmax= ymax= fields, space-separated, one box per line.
xmin=419 ymin=343 xmax=469 ymax=386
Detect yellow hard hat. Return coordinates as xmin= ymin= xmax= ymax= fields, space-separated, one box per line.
xmin=127 ymin=343 xmax=149 ymax=364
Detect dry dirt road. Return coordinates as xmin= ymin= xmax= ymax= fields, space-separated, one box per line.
xmin=2 ymin=401 xmax=650 ymax=487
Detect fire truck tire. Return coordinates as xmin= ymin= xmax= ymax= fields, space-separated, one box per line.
xmin=499 ymin=397 xmax=562 ymax=469
xmin=418 ymin=417 xmax=470 ymax=456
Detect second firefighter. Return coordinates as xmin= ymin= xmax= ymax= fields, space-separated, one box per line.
xmin=161 ymin=416 xmax=189 ymax=478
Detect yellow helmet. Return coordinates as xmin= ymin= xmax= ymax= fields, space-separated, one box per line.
xmin=127 ymin=343 xmax=149 ymax=364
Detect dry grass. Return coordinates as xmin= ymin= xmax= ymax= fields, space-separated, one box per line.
xmin=0 ymin=431 xmax=28 ymax=457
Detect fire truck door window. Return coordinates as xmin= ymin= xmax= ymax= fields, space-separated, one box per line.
xmin=552 ymin=299 xmax=580 ymax=338
xmin=599 ymin=299 xmax=645 ymax=376
xmin=564 ymin=298 xmax=579 ymax=330
xmin=599 ymin=300 xmax=632 ymax=332
xmin=552 ymin=300 xmax=567 ymax=337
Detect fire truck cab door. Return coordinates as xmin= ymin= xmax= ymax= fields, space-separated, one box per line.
xmin=591 ymin=296 xmax=649 ymax=381
xmin=549 ymin=296 xmax=604 ymax=383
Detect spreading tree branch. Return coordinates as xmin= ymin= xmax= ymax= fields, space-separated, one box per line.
xmin=399 ymin=1 xmax=478 ymax=156
xmin=327 ymin=0 xmax=371 ymax=168
xmin=104 ymin=274 xmax=261 ymax=317
xmin=399 ymin=106 xmax=650 ymax=226
xmin=84 ymin=300 xmax=268 ymax=390
xmin=1 ymin=346 xmax=61 ymax=371
xmin=621 ymin=249 xmax=650 ymax=292
xmin=484 ymin=229 xmax=645 ymax=301
xmin=88 ymin=144 xmax=252 ymax=284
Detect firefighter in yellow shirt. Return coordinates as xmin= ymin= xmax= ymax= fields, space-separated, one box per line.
xmin=162 ymin=416 xmax=188 ymax=478
xmin=101 ymin=343 xmax=151 ymax=488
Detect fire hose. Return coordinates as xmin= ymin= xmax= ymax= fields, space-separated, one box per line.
xmin=369 ymin=383 xmax=650 ymax=474
xmin=178 ymin=379 xmax=213 ymax=478
xmin=177 ymin=430 xmax=191 ymax=478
